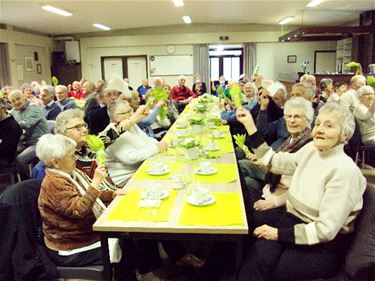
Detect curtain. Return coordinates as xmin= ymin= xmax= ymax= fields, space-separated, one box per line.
xmin=0 ymin=43 xmax=10 ymax=88
xmin=193 ymin=44 xmax=210 ymax=87
xmin=243 ymin=42 xmax=256 ymax=77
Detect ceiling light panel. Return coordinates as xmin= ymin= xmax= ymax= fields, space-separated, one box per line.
xmin=41 ymin=5 xmax=72 ymax=17
xmin=92 ymin=23 xmax=111 ymax=31
xmin=278 ymin=16 xmax=294 ymax=25
xmin=173 ymin=0 xmax=184 ymax=7
xmin=183 ymin=16 xmax=191 ymax=24
xmin=307 ymin=0 xmax=326 ymax=8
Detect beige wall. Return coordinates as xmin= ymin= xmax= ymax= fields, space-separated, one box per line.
xmin=257 ymin=41 xmax=337 ymax=82
xmin=0 ymin=26 xmax=53 ymax=88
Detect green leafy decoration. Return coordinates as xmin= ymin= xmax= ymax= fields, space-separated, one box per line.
xmin=345 ymin=61 xmax=362 ymax=75
xmin=51 ymin=76 xmax=59 ymax=86
xmin=86 ymin=134 xmax=106 ymax=165
xmin=179 ymin=138 xmax=200 ymax=149
xmin=146 ymin=86 xmax=169 ymax=120
xmin=189 ymin=117 xmax=205 ymax=126
xmin=367 ymin=76 xmax=375 ymax=88
xmin=230 ymin=83 xmax=243 ymax=109
xmin=233 ymin=134 xmax=250 ymax=156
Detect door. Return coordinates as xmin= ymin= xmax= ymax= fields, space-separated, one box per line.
xmin=103 ymin=58 xmax=123 ymax=81
xmin=314 ymin=51 xmax=336 ymax=74
xmin=127 ymin=57 xmax=147 ymax=90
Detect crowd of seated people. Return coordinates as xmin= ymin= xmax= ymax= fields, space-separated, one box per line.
xmin=0 ymin=69 xmax=373 ymax=281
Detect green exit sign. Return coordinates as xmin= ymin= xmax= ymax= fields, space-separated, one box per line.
xmin=220 ymin=36 xmax=229 ymax=41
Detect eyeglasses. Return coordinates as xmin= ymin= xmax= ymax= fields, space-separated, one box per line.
xmin=66 ymin=123 xmax=88 ymax=131
xmin=284 ymin=114 xmax=306 ymax=121
xmin=116 ymin=109 xmax=133 ymax=115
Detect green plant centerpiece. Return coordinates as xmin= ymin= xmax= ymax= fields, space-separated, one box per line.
xmin=197 ymin=93 xmax=214 ymax=104
xmin=180 ymin=138 xmax=201 ymax=160
xmin=189 ymin=117 xmax=205 ymax=134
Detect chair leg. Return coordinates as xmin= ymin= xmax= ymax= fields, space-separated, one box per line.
xmin=362 ymin=150 xmax=365 ymax=169
xmin=355 ymin=151 xmax=359 ymax=166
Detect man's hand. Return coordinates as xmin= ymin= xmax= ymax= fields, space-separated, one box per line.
xmin=235 ymin=108 xmax=257 ymax=136
xmin=259 ymin=91 xmax=270 ymax=111
xmin=253 ymin=199 xmax=275 ymax=211
xmin=246 ymin=152 xmax=258 ymax=164
xmin=253 ymin=225 xmax=278 ymax=241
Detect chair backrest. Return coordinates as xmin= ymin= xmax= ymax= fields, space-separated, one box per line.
xmin=344 ymin=184 xmax=375 ymax=280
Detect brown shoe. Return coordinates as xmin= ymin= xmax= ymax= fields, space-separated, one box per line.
xmin=176 ymin=253 xmax=205 ymax=269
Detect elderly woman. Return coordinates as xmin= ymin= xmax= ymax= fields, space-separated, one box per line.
xmin=354 ymin=85 xmax=375 ymax=146
xmin=35 ymin=134 xmax=134 ymax=280
xmin=239 ymin=98 xmax=313 ymax=217
xmin=236 ymin=102 xmax=366 ymax=281
xmin=105 ymin=101 xmax=168 ymax=186
xmin=9 ymin=90 xmax=49 ymax=169
xmin=21 ymin=83 xmax=34 ymax=99
xmin=55 ymin=85 xmax=77 ymax=111
xmin=314 ymin=78 xmax=334 ymax=112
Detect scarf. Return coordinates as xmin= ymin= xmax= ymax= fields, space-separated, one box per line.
xmin=268 ymin=127 xmax=313 ymax=192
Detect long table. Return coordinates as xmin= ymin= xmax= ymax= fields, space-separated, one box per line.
xmin=93 ymin=101 xmax=248 ymax=280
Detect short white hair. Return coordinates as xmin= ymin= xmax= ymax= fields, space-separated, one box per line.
xmin=178 ymin=75 xmax=187 ymax=81
xmin=55 ymin=108 xmax=84 ymax=134
xmin=41 ymin=85 xmax=55 ymax=97
xmin=357 ymin=85 xmax=374 ymax=97
xmin=284 ymin=97 xmax=314 ymax=126
xmin=36 ymin=134 xmax=76 ymax=167
xmin=318 ymin=102 xmax=355 ymax=140
xmin=55 ymin=85 xmax=68 ymax=93
xmin=108 ymin=100 xmax=130 ymax=122
xmin=292 ymin=82 xmax=315 ymax=99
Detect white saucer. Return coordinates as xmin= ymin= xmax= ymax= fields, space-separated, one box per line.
xmin=141 ymin=190 xmax=169 ymax=200
xmin=176 ymin=123 xmax=188 ymax=129
xmin=146 ymin=166 xmax=169 ymax=175
xmin=187 ymin=195 xmax=216 ymax=206
xmin=212 ymin=133 xmax=225 ymax=139
xmin=205 ymin=145 xmax=220 ymax=151
xmin=194 ymin=167 xmax=217 ymax=175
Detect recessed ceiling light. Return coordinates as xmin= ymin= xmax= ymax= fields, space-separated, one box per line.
xmin=93 ymin=23 xmax=111 ymax=31
xmin=278 ymin=16 xmax=294 ymax=25
xmin=41 ymin=5 xmax=72 ymax=17
xmin=173 ymin=0 xmax=184 ymax=7
xmin=307 ymin=0 xmax=325 ymax=8
xmin=183 ymin=16 xmax=192 ymax=24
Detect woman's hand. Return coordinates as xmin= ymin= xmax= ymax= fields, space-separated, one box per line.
xmin=253 ymin=225 xmax=278 ymax=241
xmin=92 ymin=165 xmax=107 ymax=189
xmin=253 ymin=199 xmax=275 ymax=211
xmin=259 ymin=91 xmax=270 ymax=111
xmin=235 ymin=108 xmax=257 ymax=135
xmin=156 ymin=141 xmax=168 ymax=152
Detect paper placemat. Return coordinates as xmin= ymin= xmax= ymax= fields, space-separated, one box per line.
xmin=194 ymin=164 xmax=238 ymax=183
xmin=132 ymin=160 xmax=183 ymax=180
xmin=178 ymin=192 xmax=244 ymax=226
xmin=107 ymin=190 xmax=177 ymax=222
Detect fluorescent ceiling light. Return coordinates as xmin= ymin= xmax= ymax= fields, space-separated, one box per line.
xmin=173 ymin=0 xmax=184 ymax=7
xmin=307 ymin=0 xmax=325 ymax=8
xmin=42 ymin=5 xmax=72 ymax=17
xmin=183 ymin=16 xmax=192 ymax=24
xmin=93 ymin=23 xmax=111 ymax=31
xmin=278 ymin=16 xmax=294 ymax=25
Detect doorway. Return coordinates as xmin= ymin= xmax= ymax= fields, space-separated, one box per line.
xmin=101 ymin=56 xmax=147 ymax=89
xmin=0 ymin=43 xmax=10 ymax=88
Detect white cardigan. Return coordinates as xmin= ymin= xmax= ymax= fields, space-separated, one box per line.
xmin=105 ymin=125 xmax=159 ymax=185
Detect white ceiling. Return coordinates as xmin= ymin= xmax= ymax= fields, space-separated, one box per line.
xmin=1 ymin=0 xmax=374 ymax=35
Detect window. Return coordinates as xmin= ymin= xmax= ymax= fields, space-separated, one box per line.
xmin=209 ymin=45 xmax=243 ymax=81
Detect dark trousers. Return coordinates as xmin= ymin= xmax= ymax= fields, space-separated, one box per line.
xmin=238 ymin=210 xmax=349 ymax=281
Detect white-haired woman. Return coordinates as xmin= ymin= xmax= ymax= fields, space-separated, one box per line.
xmin=354 ymin=85 xmax=375 ymax=146
xmin=104 ymin=101 xmax=168 ymax=186
xmin=36 ymin=134 xmax=135 ymax=280
xmin=236 ymin=102 xmax=366 ymax=281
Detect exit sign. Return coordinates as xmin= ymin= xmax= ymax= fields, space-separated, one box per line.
xmin=220 ymin=36 xmax=229 ymax=41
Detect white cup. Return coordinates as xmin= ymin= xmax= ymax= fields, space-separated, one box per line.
xmin=206 ymin=141 xmax=217 ymax=150
xmin=212 ymin=130 xmax=222 ymax=138
xmin=171 ymin=173 xmax=184 ymax=189
xmin=177 ymin=121 xmax=188 ymax=128
xmin=207 ymin=122 xmax=215 ymax=129
xmin=151 ymin=161 xmax=164 ymax=173
xmin=171 ymin=138 xmax=180 ymax=147
xmin=176 ymin=129 xmax=188 ymax=137
xmin=145 ymin=184 xmax=163 ymax=199
xmin=198 ymin=161 xmax=212 ymax=173
xmin=192 ymin=187 xmax=210 ymax=204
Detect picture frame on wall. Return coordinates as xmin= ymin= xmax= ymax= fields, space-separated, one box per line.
xmin=37 ymin=64 xmax=42 ymax=74
xmin=24 ymin=56 xmax=34 ymax=71
xmin=287 ymin=55 xmax=297 ymax=63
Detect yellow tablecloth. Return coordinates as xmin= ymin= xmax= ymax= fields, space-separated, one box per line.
xmin=194 ymin=164 xmax=238 ymax=183
xmin=132 ymin=160 xmax=184 ymax=180
xmin=179 ymin=192 xmax=244 ymax=226
xmin=107 ymin=190 xmax=177 ymax=222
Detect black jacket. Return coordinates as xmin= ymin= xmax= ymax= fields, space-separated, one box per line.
xmin=0 ymin=179 xmax=57 ymax=281
xmin=0 ymin=115 xmax=22 ymax=164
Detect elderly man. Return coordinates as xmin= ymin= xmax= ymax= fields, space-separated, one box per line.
xmin=340 ymin=75 xmax=367 ymax=111
xmin=354 ymin=85 xmax=375 ymax=146
xmin=0 ymin=98 xmax=22 ymax=168
xmin=137 ymin=79 xmax=151 ymax=103
xmin=39 ymin=85 xmax=61 ymax=120
xmin=55 ymin=85 xmax=77 ymax=111
xmin=170 ymin=75 xmax=197 ymax=113
xmin=9 ymin=90 xmax=49 ymax=169
xmin=82 ymin=80 xmax=96 ymax=98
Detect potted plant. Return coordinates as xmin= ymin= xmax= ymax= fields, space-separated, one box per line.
xmin=189 ymin=117 xmax=205 ymax=134
xmin=180 ymin=138 xmax=201 ymax=160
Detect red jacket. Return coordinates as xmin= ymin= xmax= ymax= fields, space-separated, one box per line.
xmin=171 ymin=85 xmax=196 ymax=102
xmin=68 ymin=90 xmax=85 ymax=100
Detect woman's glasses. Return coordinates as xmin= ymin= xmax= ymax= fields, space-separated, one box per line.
xmin=66 ymin=122 xmax=88 ymax=131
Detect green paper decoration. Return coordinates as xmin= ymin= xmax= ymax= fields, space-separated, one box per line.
xmin=86 ymin=134 xmax=106 ymax=165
